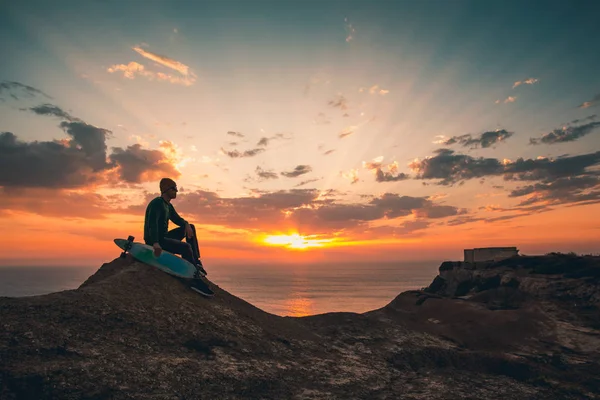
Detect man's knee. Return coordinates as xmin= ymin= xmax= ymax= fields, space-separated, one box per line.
xmin=190 ymin=223 xmax=196 ymax=231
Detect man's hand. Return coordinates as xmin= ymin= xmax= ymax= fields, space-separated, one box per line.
xmin=185 ymin=223 xmax=194 ymax=239
xmin=153 ymin=242 xmax=163 ymax=257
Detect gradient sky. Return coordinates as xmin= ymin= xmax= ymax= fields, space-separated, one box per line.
xmin=1 ymin=0 xmax=599 ymax=267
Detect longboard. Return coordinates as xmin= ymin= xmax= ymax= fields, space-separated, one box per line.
xmin=114 ymin=236 xmax=214 ymax=297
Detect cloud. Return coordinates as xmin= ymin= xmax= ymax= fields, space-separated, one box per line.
xmin=328 ymin=95 xmax=348 ymax=110
xmin=227 ymin=131 xmax=245 ymax=138
xmin=409 ymin=149 xmax=506 ymax=185
xmin=294 ymin=178 xmax=321 ymax=187
xmin=512 ymin=78 xmax=539 ymax=89
xmin=324 ymin=149 xmax=335 ymax=155
xmin=132 ymin=46 xmax=190 ymax=76
xmin=495 ymin=96 xmax=517 ymax=104
xmin=255 ymin=166 xmax=278 ymax=181
xmin=570 ymin=114 xmax=597 ymax=124
xmin=375 ymin=169 xmax=410 ymax=182
xmin=107 ymin=46 xmax=197 ymax=86
xmin=410 ymin=148 xmax=600 ymax=192
xmin=358 ymin=85 xmax=390 ymax=95
xmin=362 ymin=157 xmax=410 ymax=183
xmin=529 ymin=121 xmax=600 ymax=145
xmin=29 ymin=104 xmax=76 ymax=121
xmin=578 ymin=93 xmax=600 ymax=109
xmin=108 ymin=143 xmax=180 ymax=183
xmin=508 ymin=175 xmax=600 ymax=209
xmin=0 ymin=81 xmax=51 ymax=101
xmin=58 ymin=121 xmax=111 ymax=170
xmin=107 ymin=61 xmax=196 ymax=86
xmin=442 ymin=129 xmax=514 ymax=149
xmin=257 ymin=133 xmax=290 ymax=147
xmin=341 ymin=169 xmax=359 ymax=184
xmin=0 ymin=188 xmax=125 ymax=219
xmin=281 ymin=165 xmax=312 ymax=178
xmin=0 ymin=131 xmax=109 ymax=188
xmin=503 ymin=152 xmax=600 ymax=182
xmin=1 ymin=97 xmax=180 ymax=189
xmin=220 ymin=147 xmax=265 ymax=158
xmin=338 ymin=126 xmax=355 ymax=138
xmin=344 ymin=17 xmax=356 ymax=42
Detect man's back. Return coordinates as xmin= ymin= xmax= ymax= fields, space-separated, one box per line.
xmin=144 ymin=196 xmax=169 ymax=245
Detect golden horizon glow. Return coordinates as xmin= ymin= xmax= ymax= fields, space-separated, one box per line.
xmin=262 ymin=233 xmax=336 ymax=250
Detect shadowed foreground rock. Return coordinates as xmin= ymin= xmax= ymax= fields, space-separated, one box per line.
xmin=1 ymin=253 xmax=600 ymax=399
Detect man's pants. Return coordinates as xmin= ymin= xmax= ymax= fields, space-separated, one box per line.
xmin=158 ymin=224 xmax=201 ymax=266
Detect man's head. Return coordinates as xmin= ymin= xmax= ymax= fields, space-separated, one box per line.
xmin=160 ymin=178 xmax=178 ymax=199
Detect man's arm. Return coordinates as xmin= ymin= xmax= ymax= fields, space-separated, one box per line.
xmin=168 ymin=203 xmax=188 ymax=227
xmin=147 ymin=201 xmax=163 ymax=245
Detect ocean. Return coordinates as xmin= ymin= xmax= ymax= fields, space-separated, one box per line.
xmin=0 ymin=261 xmax=441 ymax=316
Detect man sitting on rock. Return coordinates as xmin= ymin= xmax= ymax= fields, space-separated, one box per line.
xmin=144 ymin=177 xmax=207 ymax=278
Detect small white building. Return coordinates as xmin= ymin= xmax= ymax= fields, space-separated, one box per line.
xmin=464 ymin=247 xmax=519 ymax=263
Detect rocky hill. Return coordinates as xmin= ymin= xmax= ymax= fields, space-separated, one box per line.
xmin=1 ymin=253 xmax=599 ymax=399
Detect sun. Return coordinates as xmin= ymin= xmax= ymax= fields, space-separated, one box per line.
xmin=262 ymin=233 xmax=334 ymax=250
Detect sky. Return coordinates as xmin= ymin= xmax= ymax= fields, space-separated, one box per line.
xmin=1 ymin=0 xmax=599 ymax=267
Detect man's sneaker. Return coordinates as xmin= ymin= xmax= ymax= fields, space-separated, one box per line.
xmin=190 ymin=279 xmax=214 ymax=297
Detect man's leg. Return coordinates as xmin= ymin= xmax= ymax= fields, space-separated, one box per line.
xmin=159 ymin=237 xmax=196 ymax=266
xmin=164 ymin=225 xmax=206 ymax=276
xmin=165 ymin=225 xmax=201 ymax=261
xmin=188 ymin=224 xmax=201 ymax=260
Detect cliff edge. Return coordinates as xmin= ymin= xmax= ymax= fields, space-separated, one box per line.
xmin=1 ymin=253 xmax=599 ymax=399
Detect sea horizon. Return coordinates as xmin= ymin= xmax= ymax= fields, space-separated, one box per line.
xmin=0 ymin=260 xmax=441 ymax=316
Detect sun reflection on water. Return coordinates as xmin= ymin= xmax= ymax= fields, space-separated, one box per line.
xmin=283 ymin=296 xmax=314 ymax=317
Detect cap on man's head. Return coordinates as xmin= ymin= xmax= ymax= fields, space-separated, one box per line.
xmin=160 ymin=178 xmax=177 ymax=194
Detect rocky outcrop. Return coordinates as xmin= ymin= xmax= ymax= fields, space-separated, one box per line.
xmin=1 ymin=253 xmax=599 ymax=399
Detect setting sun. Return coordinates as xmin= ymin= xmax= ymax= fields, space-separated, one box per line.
xmin=263 ymin=233 xmax=335 ymax=249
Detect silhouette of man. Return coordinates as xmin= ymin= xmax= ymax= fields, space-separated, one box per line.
xmin=144 ymin=178 xmax=207 ymax=277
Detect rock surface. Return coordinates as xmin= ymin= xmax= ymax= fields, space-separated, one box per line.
xmin=1 ymin=253 xmax=599 ymax=399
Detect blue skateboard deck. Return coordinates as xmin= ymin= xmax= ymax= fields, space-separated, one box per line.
xmin=114 ymin=237 xmax=214 ymax=297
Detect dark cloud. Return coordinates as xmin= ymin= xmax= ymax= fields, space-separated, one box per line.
xmin=324 ymin=149 xmax=335 ymax=155
xmin=281 ymin=165 xmax=312 ymax=178
xmin=59 ymin=121 xmax=111 ymax=170
xmin=410 ymin=148 xmax=600 ymax=189
xmin=255 ymin=166 xmax=278 ymax=180
xmin=0 ymin=131 xmax=107 ymax=188
xmin=220 ymin=147 xmax=265 ymax=158
xmin=508 ymin=175 xmax=600 ymax=208
xmin=578 ymin=93 xmax=600 ymax=109
xmin=529 ymin=121 xmax=600 ymax=145
xmin=294 ymin=178 xmax=321 ymax=187
xmin=227 ymin=131 xmax=245 ymax=138
xmin=257 ymin=133 xmax=289 ymax=147
xmin=409 ymin=149 xmax=503 ymax=185
xmin=504 ymin=152 xmax=600 ymax=181
xmin=570 ymin=115 xmax=597 ymax=124
xmin=0 ymin=81 xmax=51 ymax=100
xmin=29 ymin=104 xmax=75 ymax=121
xmin=108 ymin=144 xmax=179 ymax=183
xmin=375 ymin=169 xmax=410 ymax=182
xmin=442 ymin=129 xmax=513 ymax=149
xmin=415 ymin=205 xmax=466 ymax=219
xmin=1 ymin=96 xmax=180 ymax=188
